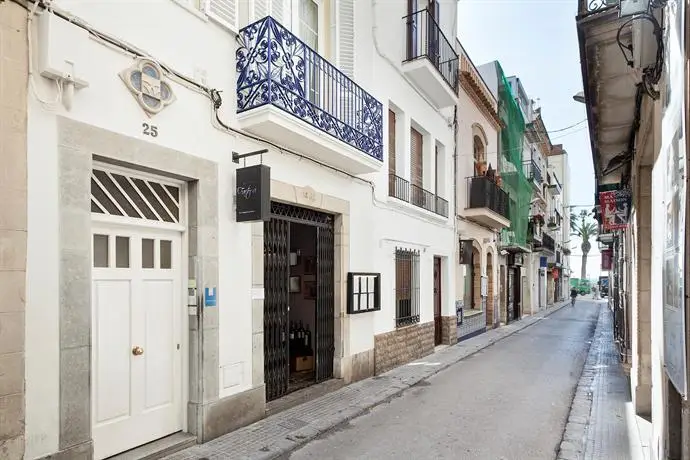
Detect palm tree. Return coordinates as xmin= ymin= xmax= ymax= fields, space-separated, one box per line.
xmin=570 ymin=210 xmax=598 ymax=280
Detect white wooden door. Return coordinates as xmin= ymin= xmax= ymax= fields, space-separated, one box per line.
xmin=91 ymin=226 xmax=183 ymax=459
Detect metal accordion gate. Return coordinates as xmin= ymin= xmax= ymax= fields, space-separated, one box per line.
xmin=263 ymin=202 xmax=335 ymax=402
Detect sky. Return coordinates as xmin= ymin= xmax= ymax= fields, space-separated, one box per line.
xmin=456 ymin=0 xmax=602 ymax=280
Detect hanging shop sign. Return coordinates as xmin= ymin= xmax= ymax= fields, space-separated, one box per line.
xmin=601 ymin=249 xmax=613 ymax=271
xmin=599 ymin=189 xmax=632 ymax=232
xmin=459 ymin=239 xmax=473 ymax=265
xmin=235 ymin=164 xmax=271 ymax=222
xmin=552 ymin=268 xmax=559 ymax=280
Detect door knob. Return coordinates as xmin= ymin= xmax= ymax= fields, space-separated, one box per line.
xmin=132 ymin=346 xmax=144 ymax=356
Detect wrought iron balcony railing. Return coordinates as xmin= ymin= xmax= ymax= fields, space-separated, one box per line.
xmin=466 ymin=176 xmax=510 ymax=219
xmin=403 ymin=9 xmax=459 ymax=92
xmin=236 ymin=16 xmax=384 ymax=161
xmin=523 ymin=159 xmax=543 ymax=185
xmin=579 ymin=0 xmax=618 ymax=16
xmin=543 ymin=233 xmax=555 ymax=252
xmin=389 ymin=174 xmax=449 ymax=217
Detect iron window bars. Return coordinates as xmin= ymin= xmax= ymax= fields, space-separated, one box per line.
xmin=395 ymin=247 xmax=421 ymax=327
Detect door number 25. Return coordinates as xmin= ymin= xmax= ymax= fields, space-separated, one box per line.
xmin=142 ymin=122 xmax=159 ymax=137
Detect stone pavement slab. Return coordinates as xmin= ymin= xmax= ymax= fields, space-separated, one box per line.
xmin=165 ymin=301 xmax=571 ymax=460
xmin=557 ymin=301 xmax=648 ymax=460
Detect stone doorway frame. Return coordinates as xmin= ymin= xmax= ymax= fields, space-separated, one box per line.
xmin=249 ymin=181 xmax=353 ymax=387
xmin=53 ymin=117 xmax=218 ymax=458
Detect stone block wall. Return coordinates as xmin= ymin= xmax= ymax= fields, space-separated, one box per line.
xmin=0 ymin=2 xmax=27 ymax=459
xmin=440 ymin=316 xmax=457 ymax=345
xmin=374 ymin=321 xmax=434 ymax=374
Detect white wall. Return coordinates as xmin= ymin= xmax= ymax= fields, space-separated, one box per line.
xmin=25 ymin=0 xmax=457 ymax=456
xmin=455 ymin=63 xmax=500 ymax=300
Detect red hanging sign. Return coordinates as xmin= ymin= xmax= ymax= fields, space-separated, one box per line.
xmin=552 ymin=268 xmax=559 ymax=279
xmin=600 ymin=190 xmax=632 ymax=231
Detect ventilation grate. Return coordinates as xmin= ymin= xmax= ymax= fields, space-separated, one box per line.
xmin=91 ymin=168 xmax=180 ymax=224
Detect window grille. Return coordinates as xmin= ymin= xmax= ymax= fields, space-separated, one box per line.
xmin=90 ymin=168 xmax=181 ymax=224
xmin=395 ymin=247 xmax=420 ymax=327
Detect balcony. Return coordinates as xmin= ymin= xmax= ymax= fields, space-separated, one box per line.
xmin=389 ymin=174 xmax=448 ymax=218
xmin=236 ymin=17 xmax=383 ymax=175
xmin=523 ymin=159 xmax=543 ymax=189
xmin=402 ymin=9 xmax=459 ymax=109
xmin=528 ymin=219 xmax=543 ymax=245
xmin=464 ymin=176 xmax=511 ymax=229
xmin=542 ymin=233 xmax=555 ymax=253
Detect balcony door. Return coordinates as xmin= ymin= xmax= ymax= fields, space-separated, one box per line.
xmin=295 ymin=0 xmax=321 ymax=107
xmin=427 ymin=0 xmax=440 ymax=65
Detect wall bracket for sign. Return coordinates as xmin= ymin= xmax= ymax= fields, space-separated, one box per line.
xmin=232 ymin=149 xmax=268 ymax=164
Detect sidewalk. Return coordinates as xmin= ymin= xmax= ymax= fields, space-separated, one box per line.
xmin=557 ymin=301 xmax=650 ymax=460
xmin=166 ymin=300 xmax=571 ymax=460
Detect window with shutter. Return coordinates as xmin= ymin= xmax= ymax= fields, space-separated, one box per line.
xmin=410 ymin=127 xmax=423 ymax=186
xmin=206 ymin=0 xmax=239 ymax=31
xmin=388 ymin=110 xmax=396 ymax=176
xmin=388 ymin=110 xmax=397 ymax=196
xmin=410 ymin=127 xmax=423 ymax=207
xmin=338 ymin=0 xmax=355 ymax=78
xmin=253 ymin=0 xmax=285 ymax=23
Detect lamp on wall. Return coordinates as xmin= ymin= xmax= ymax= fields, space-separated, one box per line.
xmin=573 ymin=91 xmax=586 ymax=104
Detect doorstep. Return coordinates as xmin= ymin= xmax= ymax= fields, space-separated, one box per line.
xmin=165 ymin=299 xmax=571 ymax=460
xmin=108 ymin=432 xmax=196 ymax=460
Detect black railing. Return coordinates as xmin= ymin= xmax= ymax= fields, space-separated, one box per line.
xmin=395 ymin=248 xmax=420 ymax=327
xmin=523 ymin=159 xmax=543 ymax=185
xmin=237 ymin=16 xmax=383 ymax=161
xmin=389 ymin=174 xmax=449 ymax=217
xmin=466 ymin=176 xmax=510 ymax=219
xmin=403 ymin=9 xmax=459 ymax=92
xmin=543 ymin=233 xmax=555 ymax=252
xmin=579 ymin=0 xmax=618 ymax=16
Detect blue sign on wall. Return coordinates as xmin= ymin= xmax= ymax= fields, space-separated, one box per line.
xmin=540 ymin=256 xmax=548 ymax=268
xmin=204 ymin=287 xmax=217 ymax=307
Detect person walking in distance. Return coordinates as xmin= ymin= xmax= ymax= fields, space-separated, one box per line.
xmin=570 ymin=286 xmax=578 ymax=307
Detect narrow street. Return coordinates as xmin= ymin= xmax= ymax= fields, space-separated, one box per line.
xmin=285 ymin=301 xmax=600 ymax=460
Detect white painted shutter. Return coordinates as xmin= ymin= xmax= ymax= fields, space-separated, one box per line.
xmin=253 ymin=0 xmax=268 ymax=20
xmin=338 ymin=0 xmax=355 ymax=78
xmin=206 ymin=0 xmax=239 ymax=31
xmin=270 ymin=0 xmax=285 ymax=23
xmin=253 ymin=0 xmax=284 ymax=22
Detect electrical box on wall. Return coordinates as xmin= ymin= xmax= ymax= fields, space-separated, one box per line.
xmin=36 ymin=11 xmax=89 ymax=88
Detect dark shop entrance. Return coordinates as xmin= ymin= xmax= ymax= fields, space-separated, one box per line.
xmin=263 ymin=202 xmax=335 ymax=402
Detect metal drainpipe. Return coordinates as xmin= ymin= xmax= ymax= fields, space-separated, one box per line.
xmin=453 ymin=105 xmax=459 ymax=219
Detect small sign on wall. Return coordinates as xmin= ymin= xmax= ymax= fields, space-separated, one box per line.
xmin=347 ymin=273 xmax=381 ymax=314
xmin=236 ymin=164 xmax=271 ymax=222
xmin=204 ymin=287 xmax=217 ymax=307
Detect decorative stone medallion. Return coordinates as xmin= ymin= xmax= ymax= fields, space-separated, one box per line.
xmin=119 ymin=58 xmax=176 ymax=117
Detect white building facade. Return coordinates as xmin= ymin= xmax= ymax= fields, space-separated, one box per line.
xmin=22 ymin=0 xmax=459 ymax=458
xmin=454 ymin=42 xmax=506 ymax=338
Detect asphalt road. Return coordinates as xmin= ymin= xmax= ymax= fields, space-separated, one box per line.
xmin=284 ymin=301 xmax=601 ymax=460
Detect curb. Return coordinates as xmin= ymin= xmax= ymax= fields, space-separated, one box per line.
xmin=167 ymin=300 xmax=573 ymax=460
xmin=556 ymin=304 xmax=604 ymax=460
xmin=265 ymin=300 xmax=573 ymax=459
